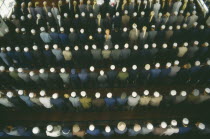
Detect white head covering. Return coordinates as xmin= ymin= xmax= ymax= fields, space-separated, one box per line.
xmin=107 ymin=92 xmax=112 ymax=98
xmin=7 ymin=92 xmax=13 ymax=98
xmin=132 ymin=65 xmax=137 ymax=70
xmin=132 ymin=92 xmax=137 ymax=97
xmin=32 ymin=127 xmax=40 ymax=134
xmin=95 ymin=92 xmax=101 ymax=98
xmin=152 ymin=43 xmax=156 ymax=48
xmin=50 ymin=68 xmax=55 ymax=73
xmin=205 ymin=88 xmax=210 ymax=94
xmin=155 ymin=63 xmax=160 ymax=68
xmin=18 ymin=90 xmax=24 ymax=95
xmin=145 ymin=64 xmax=150 ymax=70
xmin=17 ymin=68 xmax=23 ymax=73
xmin=40 ymin=90 xmax=46 ymax=96
xmin=89 ymin=124 xmax=95 ymax=131
xmin=134 ymin=124 xmax=141 ymax=132
xmin=80 ymin=91 xmax=86 ymax=97
xmin=166 ymin=62 xmax=172 ymax=68
xmin=171 ymin=120 xmax=177 ymax=126
xmin=174 ymin=60 xmax=179 ymax=65
xmin=52 ymin=93 xmax=58 ymax=99
xmin=105 ymin=126 xmax=111 ymax=133
xmin=144 ymin=90 xmax=149 ymax=96
xmin=124 ymin=43 xmax=129 ymax=48
xmin=110 ymin=65 xmax=115 ymax=70
xmin=198 ymin=123 xmax=205 ymax=130
xmin=170 ymin=90 xmax=177 ymax=96
xmin=160 ymin=122 xmax=167 ymax=128
xmin=154 ymin=91 xmax=160 ymax=97
xmin=29 ymin=92 xmax=34 ymax=98
xmin=182 ymin=118 xmax=189 ymax=125
xmin=47 ymin=125 xmax=53 ymax=132
xmin=100 ymin=70 xmax=104 ymax=76
xmin=115 ymin=45 xmax=119 ymax=49
xmin=60 ymin=68 xmax=66 ymax=73
xmin=122 ymin=67 xmax=127 ymax=72
xmin=181 ymin=91 xmax=187 ymax=96
xmin=71 ymin=92 xmax=76 ymax=97
xmin=147 ymin=123 xmax=154 ymax=130
xmin=90 ymin=66 xmax=95 ymax=72
xmin=117 ymin=122 xmax=126 ymax=131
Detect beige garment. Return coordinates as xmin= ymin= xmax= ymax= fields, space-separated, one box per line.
xmin=150 ymin=96 xmax=163 ymax=106
xmin=63 ymin=50 xmax=72 ymax=61
xmin=153 ymin=127 xmax=167 ymax=135
xmin=139 ymin=96 xmax=151 ymax=106
xmin=102 ymin=50 xmax=111 ymax=59
xmin=177 ymin=47 xmax=188 ymax=57
xmin=73 ymin=131 xmax=86 ymax=138
xmin=198 ymin=95 xmax=210 ymax=103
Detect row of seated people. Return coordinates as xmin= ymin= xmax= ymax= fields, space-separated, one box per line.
xmin=0 ymin=41 xmax=209 ymax=68
xmin=2 ymin=22 xmax=210 ymax=48
xmin=0 ymin=88 xmax=209 ymax=111
xmin=0 ymin=60 xmax=210 ymax=89
xmin=1 ymin=119 xmax=210 ymax=137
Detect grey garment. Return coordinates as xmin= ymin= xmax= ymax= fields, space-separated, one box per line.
xmin=69 ymin=32 xmax=78 ymax=43
xmin=165 ymin=30 xmax=173 ymax=41
xmin=30 ymin=97 xmax=43 ymax=106
xmin=127 ymin=95 xmax=140 ymax=107
xmin=187 ymin=15 xmax=198 ymax=28
xmin=139 ymin=127 xmax=153 ymax=135
xmin=168 ymin=15 xmax=177 ymax=25
xmin=97 ymin=75 xmax=108 ymax=84
xmin=89 ymin=72 xmax=98 ymax=81
xmin=197 ymin=95 xmax=210 ymax=103
xmin=153 ymin=3 xmax=161 ymax=17
xmin=120 ymin=48 xmax=131 ymax=60
xmin=171 ymin=1 xmax=182 ymax=13
xmin=129 ymin=29 xmax=140 ymax=41
xmin=39 ymin=73 xmax=49 ymax=81
xmin=150 ymin=48 xmax=158 ymax=56
xmin=176 ymin=15 xmax=184 ymax=25
xmin=51 ymin=7 xmax=60 ymax=20
xmin=0 ymin=52 xmax=11 ymax=66
xmin=111 ymin=49 xmax=121 ymax=61
xmin=30 ymin=74 xmax=42 ymax=84
xmin=18 ymin=72 xmax=31 ymax=82
xmin=148 ymin=31 xmax=157 ymax=42
xmin=5 ymin=128 xmax=20 ymax=136
xmin=168 ymin=66 xmax=181 ymax=77
xmin=91 ymin=49 xmax=102 ymax=61
xmin=69 ymin=97 xmax=81 ymax=108
xmin=175 ymin=95 xmax=187 ymax=104
xmin=52 ymin=49 xmax=64 ymax=61
xmin=139 ymin=32 xmax=148 ymax=41
xmin=102 ymin=50 xmax=111 ymax=59
xmin=40 ymin=32 xmax=52 ymax=43
xmin=186 ymin=46 xmax=199 ymax=58
xmin=59 ymin=73 xmax=70 ymax=84
xmin=93 ymin=4 xmax=100 ymax=17
xmin=0 ymin=98 xmax=15 ymax=107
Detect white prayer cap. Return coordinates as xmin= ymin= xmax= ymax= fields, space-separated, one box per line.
xmin=181 ymin=91 xmax=187 ymax=96
xmin=174 ymin=60 xmax=179 ymax=65
xmin=74 ymin=46 xmax=79 ymax=51
xmin=84 ymin=45 xmax=89 ymax=50
xmin=144 ymin=44 xmax=149 ymax=49
xmin=155 ymin=63 xmax=160 ymax=68
xmin=134 ymin=124 xmax=141 ymax=132
xmin=207 ymin=60 xmax=210 ymax=65
xmin=169 ymin=26 xmax=173 ymax=30
xmin=48 ymin=12 xmax=52 ymax=16
xmin=31 ymin=29 xmax=35 ymax=34
xmin=144 ymin=90 xmax=149 ymax=96
xmin=193 ymin=89 xmax=200 ymax=96
xmin=6 ymin=47 xmax=11 ymax=51
xmin=90 ymin=66 xmax=95 ymax=71
xmin=151 ymin=25 xmax=155 ymax=28
xmin=71 ymin=92 xmax=76 ymax=97
xmin=162 ymin=43 xmax=167 ymax=48
xmin=50 ymin=67 xmax=55 ymax=72
xmin=114 ymin=45 xmax=119 ymax=49
xmin=176 ymin=25 xmax=181 ymax=29
xmin=195 ymin=61 xmax=200 ymax=66
xmin=152 ymin=43 xmax=156 ymax=48
xmin=64 ymin=13 xmax=68 ymax=17
xmin=47 ymin=125 xmax=53 ymax=132
xmin=32 ymin=127 xmax=40 ymax=134
xmin=15 ymin=28 xmax=20 ymax=33
xmin=166 ymin=62 xmax=172 ymax=68
xmin=116 ymin=12 xmax=120 ymax=16
xmin=117 ymin=122 xmax=126 ymax=131
xmin=29 ymin=92 xmax=34 ymax=98
xmin=95 ymin=92 xmax=101 ymax=98
xmin=52 ymin=93 xmax=58 ymax=99
xmin=53 ymin=44 xmax=58 ymax=49
xmin=18 ymin=90 xmax=24 ymax=95
xmin=45 ymin=45 xmax=49 ymax=49
xmin=60 ymin=68 xmax=66 ymax=73
xmin=17 ymin=68 xmax=23 ymax=73
xmin=200 ymin=25 xmax=204 ymax=29
xmin=81 ymin=91 xmax=86 ymax=97
xmin=205 ymin=88 xmax=210 ymax=93
xmin=123 ymin=27 xmax=127 ymax=32
xmin=182 ymin=118 xmax=189 ymax=125
xmin=154 ymin=91 xmax=160 ymax=97
xmin=184 ymin=42 xmax=188 ymax=47
xmin=161 ymin=25 xmax=165 ymax=29
xmin=97 ymin=28 xmax=102 ymax=32
xmin=15 ymin=47 xmax=20 ymax=51
xmin=40 ymin=27 xmax=45 ymax=31
xmin=51 ymin=28 xmax=55 ymax=32
xmin=89 ymin=124 xmax=95 ymax=131
xmin=132 ymin=92 xmax=137 ymax=97
xmin=122 ymin=67 xmax=127 ymax=72
xmin=81 ymin=12 xmax=85 ymax=17
xmin=134 ymin=45 xmax=138 ymax=50
xmin=174 ymin=11 xmax=178 ymax=15
xmin=204 ymin=42 xmax=209 ymax=46
xmin=0 ymin=66 xmax=5 ymax=71
xmin=27 ymin=14 xmax=32 ymax=18
xmin=192 ymin=11 xmax=196 ymax=15
xmin=198 ymin=123 xmax=205 ymax=130
xmin=124 ymin=43 xmax=129 ymax=48
xmin=33 ymin=45 xmax=38 ymax=50
xmin=57 ymin=15 xmax=61 ymax=19
xmin=104 ymin=45 xmax=109 ymax=50
xmin=60 ymin=27 xmax=64 ymax=32
xmin=100 ymin=70 xmax=104 ymax=76
xmin=80 ymin=29 xmax=84 ymax=33
xmin=40 ymin=90 xmax=46 ymax=96
xmin=133 ymin=12 xmax=137 ymax=17
xmin=141 ymin=11 xmax=145 ymax=15
xmin=110 ymin=65 xmax=115 ymax=70
xmin=132 ymin=24 xmax=137 ymax=29
xmin=75 ymin=14 xmax=79 ymax=18
xmin=9 ymin=67 xmax=14 ymax=72
xmin=39 ymin=69 xmax=44 ymax=73
xmin=12 ymin=15 xmax=16 ymax=18
xmin=147 ymin=123 xmax=154 ymax=130
xmin=7 ymin=92 xmax=13 ymax=98
xmin=29 ymin=71 xmax=35 ymax=76
xmin=183 ymin=24 xmax=187 ymax=28
xmin=170 ymin=90 xmax=177 ymax=96
xmin=70 ymin=28 xmax=74 ymax=32
xmin=160 ymin=122 xmax=167 ymax=128
xmin=21 ymin=16 xmax=25 ymax=20
xmin=132 ymin=65 xmax=137 ymax=70
xmin=65 ymin=46 xmax=70 ymax=51
xmin=180 ymin=10 xmax=184 ymax=14
xmin=158 ymin=13 xmax=162 ymax=16
xmin=0 ymin=47 xmax=5 ymax=51
xmin=124 ymin=10 xmax=128 ymax=15
xmin=90 ymin=13 xmax=93 ymax=17
xmin=107 ymin=92 xmax=112 ymax=98
xmin=194 ymin=41 xmax=199 ymax=45
xmin=145 ymin=64 xmax=150 ymax=70
xmin=105 ymin=126 xmax=111 ymax=133
xmin=171 ymin=120 xmax=177 ymax=126
xmin=21 ymin=28 xmax=26 ymax=32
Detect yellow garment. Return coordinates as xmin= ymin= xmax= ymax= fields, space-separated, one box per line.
xmin=79 ymin=97 xmax=92 ymax=109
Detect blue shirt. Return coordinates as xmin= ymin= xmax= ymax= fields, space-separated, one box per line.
xmin=86 ymin=129 xmax=100 ymax=136
xmin=50 ymin=32 xmax=60 ymax=43
xmin=150 ymin=69 xmax=161 ymax=79
xmin=102 ymin=130 xmax=114 ymax=137
xmin=50 ymin=98 xmax=65 ymax=109
xmin=104 ymin=98 xmax=116 ymax=107
xmin=78 ymin=69 xmax=88 ymax=82
xmin=17 ymin=126 xmax=32 ymax=136
xmin=178 ymin=127 xmax=192 ymax=134
xmin=116 ymin=97 xmax=128 ymax=105
xmin=114 ymin=128 xmax=127 ymax=134
xmin=59 ymin=33 xmax=69 ymax=46
xmin=19 ymin=96 xmax=35 ymax=107
xmin=159 ymin=68 xmax=171 ymax=78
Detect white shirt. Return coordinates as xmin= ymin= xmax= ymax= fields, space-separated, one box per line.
xmin=46 ymin=126 xmax=61 ymax=137
xmin=162 ymin=127 xmax=179 ymax=136
xmin=0 ymin=98 xmax=14 ymax=107
xmin=127 ymin=95 xmax=140 ymax=107
xmin=39 ymin=97 xmax=53 ymax=108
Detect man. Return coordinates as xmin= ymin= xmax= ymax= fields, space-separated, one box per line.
xmin=79 ymin=91 xmax=92 ymax=110
xmin=50 ymin=93 xmax=66 ymax=111
xmin=86 ymin=124 xmax=100 ymax=136
xmin=127 ymin=92 xmax=140 ymax=110
xmin=114 ymin=122 xmax=128 ymax=135
xmin=39 ymin=90 xmax=53 ymax=109
xmin=46 ymin=125 xmax=61 ymax=137
xmin=40 ymin=27 xmax=52 ymax=44
xmin=129 ymin=24 xmax=139 ymax=46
